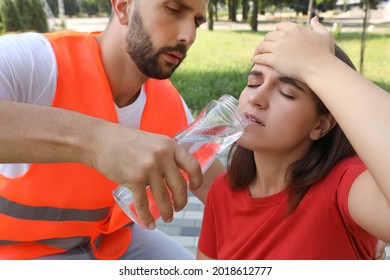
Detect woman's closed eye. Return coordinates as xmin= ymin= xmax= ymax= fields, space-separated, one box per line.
xmin=246 ymin=84 xmax=261 ymax=88
xmin=279 ymin=90 xmax=295 ymax=100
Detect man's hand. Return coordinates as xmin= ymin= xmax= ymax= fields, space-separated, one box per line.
xmin=90 ymin=122 xmax=203 ymax=229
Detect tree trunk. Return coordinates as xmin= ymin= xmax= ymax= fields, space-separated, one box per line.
xmin=242 ymin=0 xmax=249 ymax=22
xmin=208 ymin=1 xmax=214 ymax=31
xmin=251 ymin=0 xmax=259 ymax=31
xmin=360 ymin=0 xmax=370 ymax=75
xmin=307 ymin=0 xmax=314 ymax=26
xmin=57 ymin=0 xmax=64 ymax=19
xmin=214 ymin=0 xmax=218 ymax=22
xmin=97 ymin=0 xmax=101 ymax=13
xmin=229 ymin=0 xmax=238 ymax=22
xmin=228 ymin=0 xmax=232 ymax=20
xmin=57 ymin=0 xmax=66 ymax=28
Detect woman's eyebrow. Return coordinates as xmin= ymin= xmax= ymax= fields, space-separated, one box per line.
xmin=279 ymin=76 xmax=305 ymax=92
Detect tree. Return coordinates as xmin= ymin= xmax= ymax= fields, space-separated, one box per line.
xmin=29 ymin=0 xmax=48 ymax=32
xmin=288 ymin=0 xmax=311 ymax=15
xmin=211 ymin=0 xmax=219 ymax=22
xmin=307 ymin=0 xmax=314 ymax=25
xmin=250 ymin=0 xmax=259 ymax=31
xmin=359 ymin=0 xmax=389 ymax=74
xmin=242 ymin=0 xmax=249 ymax=22
xmin=0 ymin=1 xmax=3 ymax=32
xmin=15 ymin=0 xmax=27 ymax=30
xmin=100 ymin=0 xmax=111 ymax=15
xmin=82 ymin=0 xmax=98 ymax=17
xmin=64 ymin=0 xmax=80 ymax=17
xmin=47 ymin=0 xmax=59 ymax=17
xmin=1 ymin=0 xmax=25 ymax=32
xmin=228 ymin=0 xmax=238 ymax=22
xmin=249 ymin=0 xmax=277 ymax=31
xmin=1 ymin=0 xmax=48 ymax=33
xmin=360 ymin=0 xmax=370 ymax=74
xmin=208 ymin=0 xmax=214 ymax=30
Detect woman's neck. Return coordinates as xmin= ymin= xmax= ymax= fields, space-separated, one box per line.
xmin=249 ymin=152 xmax=296 ymax=197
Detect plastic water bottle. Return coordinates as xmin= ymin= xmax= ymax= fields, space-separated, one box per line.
xmin=112 ymin=94 xmax=248 ymax=227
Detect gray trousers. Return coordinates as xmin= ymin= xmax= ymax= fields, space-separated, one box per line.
xmin=34 ymin=224 xmax=194 ymax=260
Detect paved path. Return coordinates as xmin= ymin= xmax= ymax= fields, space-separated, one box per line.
xmin=156 ymin=192 xmax=204 ymax=256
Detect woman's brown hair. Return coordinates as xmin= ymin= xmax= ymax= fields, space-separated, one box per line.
xmin=227 ymin=45 xmax=357 ymax=214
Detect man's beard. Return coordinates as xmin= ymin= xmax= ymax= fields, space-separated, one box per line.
xmin=126 ymin=8 xmax=187 ymax=79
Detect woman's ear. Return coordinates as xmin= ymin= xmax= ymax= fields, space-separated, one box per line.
xmin=111 ymin=0 xmax=131 ymax=25
xmin=310 ymin=114 xmax=336 ymax=140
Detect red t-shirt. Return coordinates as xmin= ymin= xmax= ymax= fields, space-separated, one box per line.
xmin=198 ymin=156 xmax=377 ymax=259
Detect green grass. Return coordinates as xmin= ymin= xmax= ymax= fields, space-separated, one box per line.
xmin=171 ymin=30 xmax=264 ymax=115
xmin=171 ymin=29 xmax=390 ymax=115
xmin=336 ymin=32 xmax=390 ymax=88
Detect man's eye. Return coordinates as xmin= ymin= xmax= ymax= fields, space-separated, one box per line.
xmin=246 ymin=84 xmax=259 ymax=88
xmin=166 ymin=6 xmax=180 ymax=15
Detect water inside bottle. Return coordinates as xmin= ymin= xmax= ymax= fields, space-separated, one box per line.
xmin=174 ymin=124 xmax=244 ymax=174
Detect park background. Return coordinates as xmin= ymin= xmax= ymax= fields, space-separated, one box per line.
xmin=0 ymin=0 xmax=389 ymax=258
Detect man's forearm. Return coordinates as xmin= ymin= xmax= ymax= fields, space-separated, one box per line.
xmin=0 ymin=99 xmax=103 ymax=166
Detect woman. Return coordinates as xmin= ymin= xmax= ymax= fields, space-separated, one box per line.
xmin=197 ymin=18 xmax=390 ymax=259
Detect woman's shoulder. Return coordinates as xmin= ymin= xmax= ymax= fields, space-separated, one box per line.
xmin=209 ymin=172 xmax=234 ymax=195
xmin=317 ymin=156 xmax=366 ymax=197
xmin=327 ymin=156 xmax=366 ymax=181
xmin=210 ymin=172 xmax=229 ymax=188
xmin=334 ymin=155 xmax=364 ymax=168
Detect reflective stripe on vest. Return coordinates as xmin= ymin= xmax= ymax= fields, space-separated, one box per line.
xmin=0 ymin=31 xmax=188 ymax=259
xmin=0 ymin=196 xmax=109 ymax=221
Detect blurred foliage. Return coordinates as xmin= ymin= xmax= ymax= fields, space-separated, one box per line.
xmin=0 ymin=0 xmax=48 ymax=33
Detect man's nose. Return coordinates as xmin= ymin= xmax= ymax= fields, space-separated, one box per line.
xmin=177 ymin=20 xmax=196 ymax=46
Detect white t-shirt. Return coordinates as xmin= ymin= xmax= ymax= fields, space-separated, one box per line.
xmin=0 ymin=33 xmax=193 ymax=178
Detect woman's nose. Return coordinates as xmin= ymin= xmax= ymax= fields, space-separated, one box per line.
xmin=248 ymin=87 xmax=269 ymax=109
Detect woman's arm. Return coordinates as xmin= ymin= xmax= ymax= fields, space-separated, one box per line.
xmin=197 ymin=250 xmax=215 ymax=260
xmin=192 ymin=159 xmax=225 ymax=203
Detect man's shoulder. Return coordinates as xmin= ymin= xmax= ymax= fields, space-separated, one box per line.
xmin=44 ymin=30 xmax=94 ymax=41
xmin=0 ymin=32 xmax=50 ymax=52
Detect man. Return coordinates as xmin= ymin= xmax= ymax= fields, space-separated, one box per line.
xmin=0 ymin=0 xmax=223 ymax=259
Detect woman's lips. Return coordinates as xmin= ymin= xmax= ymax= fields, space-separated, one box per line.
xmin=244 ymin=112 xmax=265 ymax=126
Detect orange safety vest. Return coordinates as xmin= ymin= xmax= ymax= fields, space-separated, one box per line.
xmin=0 ymin=31 xmax=188 ymax=260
